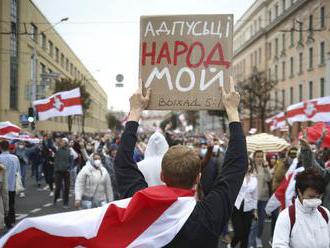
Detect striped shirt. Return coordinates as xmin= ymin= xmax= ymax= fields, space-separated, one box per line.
xmin=0 ymin=152 xmax=20 ymax=191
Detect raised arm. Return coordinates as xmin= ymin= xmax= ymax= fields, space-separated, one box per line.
xmin=197 ymin=77 xmax=248 ymax=234
xmin=114 ymin=80 xmax=151 ymax=198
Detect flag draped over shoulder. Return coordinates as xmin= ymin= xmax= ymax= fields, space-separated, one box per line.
xmin=265 ymin=159 xmax=304 ymax=215
xmin=33 ymin=88 xmax=83 ymax=121
xmin=0 ymin=186 xmax=196 ymax=248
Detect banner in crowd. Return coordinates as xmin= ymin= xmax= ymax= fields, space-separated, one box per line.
xmin=0 ymin=186 xmax=195 ymax=247
xmin=33 ymin=88 xmax=83 ymax=121
xmin=265 ymin=112 xmax=287 ymax=131
xmin=140 ymin=15 xmax=233 ymax=110
xmin=287 ymin=96 xmax=330 ymax=125
xmin=0 ymin=121 xmax=21 ymax=135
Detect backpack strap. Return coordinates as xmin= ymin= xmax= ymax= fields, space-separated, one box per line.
xmin=318 ymin=206 xmax=329 ymax=223
xmin=288 ymin=204 xmax=296 ymax=237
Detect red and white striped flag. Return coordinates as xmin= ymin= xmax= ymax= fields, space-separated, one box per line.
xmin=287 ymin=96 xmax=330 ymax=125
xmin=0 ymin=121 xmax=21 ymax=135
xmin=265 ymin=159 xmax=304 ymax=215
xmin=266 ymin=112 xmax=287 ymax=131
xmin=0 ymin=185 xmax=196 ymax=248
xmin=33 ymin=88 xmax=83 ymax=121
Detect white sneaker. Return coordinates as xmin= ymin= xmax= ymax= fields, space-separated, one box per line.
xmin=19 ymin=192 xmax=25 ymax=198
xmin=43 ymin=185 xmax=49 ymax=190
xmin=49 ymin=191 xmax=54 ymax=197
xmin=256 ymin=237 xmax=263 ymax=248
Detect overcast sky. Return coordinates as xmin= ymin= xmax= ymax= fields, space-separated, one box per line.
xmin=33 ymin=0 xmax=254 ymax=112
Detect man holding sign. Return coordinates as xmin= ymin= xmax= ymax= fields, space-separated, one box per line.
xmin=114 ymin=76 xmax=247 ymax=247
xmin=140 ymin=15 xmax=233 ymax=110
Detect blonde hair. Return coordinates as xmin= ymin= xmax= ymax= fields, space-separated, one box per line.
xmin=161 ymin=145 xmax=201 ymax=189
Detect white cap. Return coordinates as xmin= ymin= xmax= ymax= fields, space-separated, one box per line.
xmin=62 ymin=137 xmax=69 ymax=143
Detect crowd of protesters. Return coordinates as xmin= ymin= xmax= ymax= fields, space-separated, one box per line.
xmin=0 ymin=118 xmax=329 ymax=247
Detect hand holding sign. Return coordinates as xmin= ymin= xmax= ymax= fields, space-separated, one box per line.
xmin=128 ymin=79 xmax=151 ymax=122
xmin=220 ymin=77 xmax=240 ymax=123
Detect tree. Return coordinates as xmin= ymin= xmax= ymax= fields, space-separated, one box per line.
xmin=106 ymin=112 xmax=123 ymax=131
xmin=238 ymin=68 xmax=281 ymax=132
xmin=54 ymin=78 xmax=91 ymax=132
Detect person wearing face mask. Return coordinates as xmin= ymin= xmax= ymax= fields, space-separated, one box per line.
xmin=74 ymin=153 xmax=113 ymax=209
xmin=15 ymin=142 xmax=28 ymax=198
xmin=273 ymin=168 xmax=330 ymax=248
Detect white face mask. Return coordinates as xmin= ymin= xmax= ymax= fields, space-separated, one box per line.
xmin=18 ymin=145 xmax=24 ymax=149
xmin=93 ymin=160 xmax=102 ymax=168
xmin=200 ymin=148 xmax=207 ymax=157
xmin=302 ymin=198 xmax=322 ymax=211
xmin=212 ymin=145 xmax=219 ymax=154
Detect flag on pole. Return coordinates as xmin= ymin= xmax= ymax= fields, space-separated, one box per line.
xmin=0 ymin=121 xmax=21 ymax=135
xmin=265 ymin=112 xmax=287 ymax=131
xmin=0 ymin=185 xmax=196 ymax=248
xmin=287 ymin=96 xmax=330 ymax=125
xmin=33 ymin=88 xmax=83 ymax=121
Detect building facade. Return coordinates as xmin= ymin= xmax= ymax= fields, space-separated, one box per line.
xmin=232 ymin=0 xmax=330 ymax=135
xmin=0 ymin=0 xmax=108 ymax=133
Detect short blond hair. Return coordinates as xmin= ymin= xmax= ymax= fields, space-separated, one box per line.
xmin=161 ymin=145 xmax=201 ymax=189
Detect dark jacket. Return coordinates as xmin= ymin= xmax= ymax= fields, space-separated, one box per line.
xmin=54 ymin=147 xmax=71 ymax=172
xmin=115 ymin=121 xmax=248 ymax=247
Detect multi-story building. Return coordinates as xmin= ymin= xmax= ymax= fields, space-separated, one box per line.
xmin=232 ymin=0 xmax=330 ymax=135
xmin=0 ymin=0 xmax=108 ymax=133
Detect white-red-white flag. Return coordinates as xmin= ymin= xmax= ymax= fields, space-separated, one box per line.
xmin=0 ymin=121 xmax=21 ymax=135
xmin=287 ymin=96 xmax=330 ymax=125
xmin=33 ymin=88 xmax=83 ymax=121
xmin=0 ymin=185 xmax=196 ymax=248
xmin=266 ymin=112 xmax=287 ymax=131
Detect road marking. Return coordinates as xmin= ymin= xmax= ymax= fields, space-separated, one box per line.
xmin=16 ymin=214 xmax=28 ymax=220
xmin=43 ymin=203 xmax=52 ymax=207
xmin=30 ymin=208 xmax=42 ymax=213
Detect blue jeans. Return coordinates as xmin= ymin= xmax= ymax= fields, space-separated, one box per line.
xmin=35 ymin=163 xmax=43 ymax=185
xmin=20 ymin=163 xmax=27 ymax=188
xmin=248 ymin=200 xmax=268 ymax=246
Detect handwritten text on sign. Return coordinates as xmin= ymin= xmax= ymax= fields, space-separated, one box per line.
xmin=140 ymin=15 xmax=233 ymax=110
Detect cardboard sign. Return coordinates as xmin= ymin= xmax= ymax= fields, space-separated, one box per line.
xmin=139 ymin=14 xmax=233 ymax=110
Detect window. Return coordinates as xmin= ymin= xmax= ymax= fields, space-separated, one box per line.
xmin=61 ymin=53 xmax=65 ymax=67
xmin=30 ymin=23 xmax=38 ymax=42
xmin=290 ymin=0 xmax=294 ymax=6
xmin=320 ymin=6 xmax=325 ymax=28
xmin=268 ymin=10 xmax=272 ymax=23
xmin=66 ymin=58 xmax=69 ymax=71
xmin=299 ymin=52 xmax=303 ymax=74
xmin=268 ymin=68 xmax=272 ymax=80
xmin=254 ymin=50 xmax=257 ymax=66
xmin=258 ymin=17 xmax=262 ymax=29
xmin=258 ymin=47 xmax=262 ymax=64
xmin=48 ymin=40 xmax=53 ymax=57
xmin=290 ymin=57 xmax=294 ymax=76
xmin=10 ymin=22 xmax=17 ymax=57
xmin=70 ymin=63 xmax=73 ymax=75
xmin=275 ymin=4 xmax=279 ymax=18
xmin=290 ymin=29 xmax=294 ymax=46
xmin=320 ymin=78 xmax=325 ymax=97
xmin=282 ymin=0 xmax=286 ymax=12
xmin=290 ymin=87 xmax=294 ymax=104
xmin=41 ymin=33 xmax=46 ymax=50
xmin=282 ymin=89 xmax=286 ymax=107
xmin=275 ymin=38 xmax=279 ymax=57
xmin=308 ymin=15 xmax=313 ymax=31
xmin=298 ymin=22 xmax=303 ymax=43
xmin=250 ymin=53 xmax=253 ymax=67
xmin=320 ymin=42 xmax=325 ymax=65
xmin=282 ymin=61 xmax=286 ymax=80
xmin=10 ymin=58 xmax=18 ymax=109
xmin=268 ymin=42 xmax=272 ymax=59
xmin=40 ymin=63 xmax=46 ymax=74
xmin=275 ymin=65 xmax=278 ymax=81
xmin=10 ymin=0 xmax=17 ymax=21
xmin=282 ymin=33 xmax=286 ymax=51
xmin=55 ymin=47 xmax=59 ymax=62
xmin=299 ymin=84 xmax=303 ymax=101
xmin=275 ymin=91 xmax=278 ymax=109
xmin=309 ymin=81 xmax=313 ymax=99
xmin=308 ymin=47 xmax=313 ymax=69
